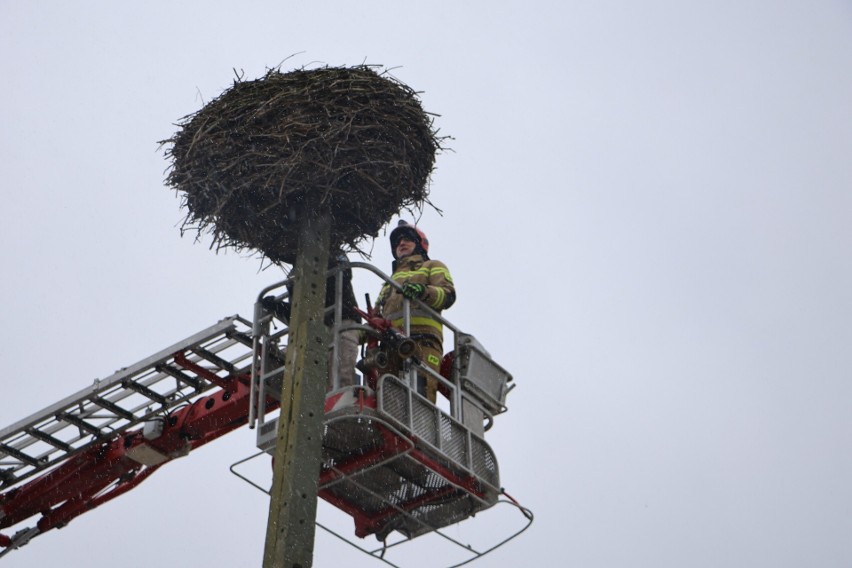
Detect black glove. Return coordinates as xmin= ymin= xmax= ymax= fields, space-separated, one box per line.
xmin=401 ymin=282 xmax=426 ymax=300
xmin=262 ymin=296 xmax=291 ymax=321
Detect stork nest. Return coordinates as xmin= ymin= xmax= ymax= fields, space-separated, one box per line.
xmin=162 ymin=65 xmax=443 ymax=263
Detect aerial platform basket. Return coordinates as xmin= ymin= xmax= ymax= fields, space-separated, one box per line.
xmin=248 ymin=375 xmax=531 ymax=568
xmin=319 ymin=374 xmax=500 ymax=540
xmin=247 ymin=262 xmax=532 ymax=565
xmin=255 ymin=376 xmax=501 ymax=540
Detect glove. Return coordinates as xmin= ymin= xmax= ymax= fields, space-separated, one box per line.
xmin=262 ymin=296 xmax=291 ymax=321
xmin=401 ymin=282 xmax=426 ymax=300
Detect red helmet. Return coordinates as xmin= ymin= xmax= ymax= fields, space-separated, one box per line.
xmin=390 ymin=220 xmax=429 ymax=259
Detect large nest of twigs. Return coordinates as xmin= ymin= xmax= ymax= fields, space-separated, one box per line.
xmin=162 ymin=65 xmax=443 ymax=263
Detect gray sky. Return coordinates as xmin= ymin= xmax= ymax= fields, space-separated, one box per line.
xmin=2 ymin=1 xmax=852 ymax=566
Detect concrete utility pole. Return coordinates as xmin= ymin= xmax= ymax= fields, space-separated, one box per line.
xmin=263 ymin=206 xmax=331 ymax=568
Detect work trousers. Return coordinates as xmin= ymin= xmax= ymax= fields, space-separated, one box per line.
xmin=329 ymin=321 xmax=360 ymax=390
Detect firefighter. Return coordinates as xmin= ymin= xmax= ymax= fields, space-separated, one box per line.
xmin=262 ymin=251 xmax=362 ymax=389
xmin=374 ymin=220 xmax=456 ymax=402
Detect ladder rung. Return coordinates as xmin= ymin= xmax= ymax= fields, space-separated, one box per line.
xmin=0 ymin=443 xmax=42 ymax=467
xmin=155 ymin=363 xmax=202 ymax=390
xmin=190 ymin=347 xmax=236 ymax=374
xmin=57 ymin=413 xmax=103 ymax=437
xmin=260 ymin=367 xmax=285 ymax=382
xmin=91 ymin=397 xmax=136 ymax=422
xmin=24 ymin=428 xmax=72 ymax=452
xmin=121 ymin=380 xmax=169 ymax=406
xmin=227 ymin=330 xmax=253 ymax=348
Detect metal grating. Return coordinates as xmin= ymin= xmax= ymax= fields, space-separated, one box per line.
xmin=439 ymin=413 xmax=468 ymax=466
xmin=377 ymin=376 xmax=502 ymax=492
xmin=381 ymin=374 xmax=410 ymax=425
xmin=411 ymin=397 xmax=438 ymax=447
xmin=471 ymin=437 xmax=499 ymax=488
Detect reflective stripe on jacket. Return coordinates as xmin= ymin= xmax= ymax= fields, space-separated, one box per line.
xmin=376 ymin=254 xmax=456 ymax=342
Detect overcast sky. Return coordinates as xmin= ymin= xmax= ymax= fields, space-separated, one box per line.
xmin=2 ymin=1 xmax=852 ymax=567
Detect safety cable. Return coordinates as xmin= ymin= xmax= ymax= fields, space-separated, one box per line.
xmin=229 ymin=450 xmax=534 ymax=568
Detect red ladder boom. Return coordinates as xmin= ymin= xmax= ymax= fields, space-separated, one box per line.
xmin=0 ymin=316 xmax=278 ymax=553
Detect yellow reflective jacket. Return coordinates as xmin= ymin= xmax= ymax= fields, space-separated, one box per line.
xmin=375 ymin=254 xmax=456 ymax=343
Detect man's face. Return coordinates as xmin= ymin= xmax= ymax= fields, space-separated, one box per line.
xmin=395 ymin=236 xmax=416 ymax=258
